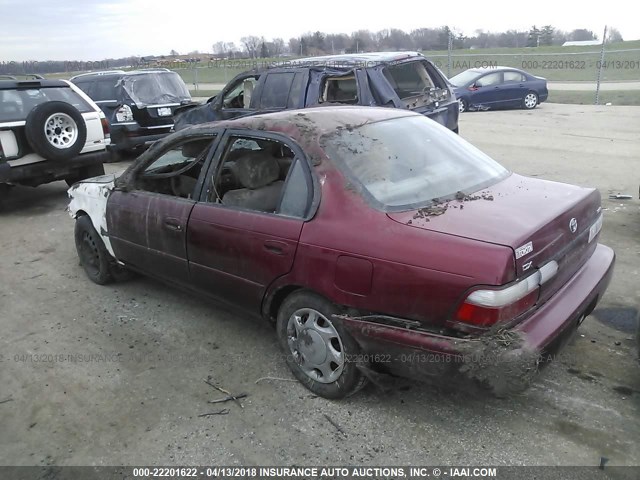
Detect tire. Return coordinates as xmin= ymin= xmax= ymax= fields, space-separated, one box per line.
xmin=523 ymin=91 xmax=539 ymax=110
xmin=276 ymin=291 xmax=368 ymax=399
xmin=25 ymin=101 xmax=87 ymax=161
xmin=65 ymin=164 xmax=106 ymax=187
xmin=74 ymin=215 xmax=113 ymax=285
xmin=458 ymin=98 xmax=468 ymax=113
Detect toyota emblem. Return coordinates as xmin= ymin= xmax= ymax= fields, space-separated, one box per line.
xmin=569 ymin=218 xmax=578 ymax=233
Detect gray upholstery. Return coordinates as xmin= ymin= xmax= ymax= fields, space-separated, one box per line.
xmin=222 ymin=151 xmax=284 ymax=212
xmin=222 ymin=181 xmax=284 ymax=212
xmin=231 ymin=151 xmax=280 ymax=189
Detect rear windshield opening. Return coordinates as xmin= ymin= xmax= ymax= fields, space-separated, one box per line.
xmin=320 ymin=76 xmax=358 ymax=104
xmin=121 ymin=72 xmax=191 ymax=106
xmin=322 ymin=115 xmax=509 ymax=210
xmin=383 ymin=61 xmax=443 ymax=100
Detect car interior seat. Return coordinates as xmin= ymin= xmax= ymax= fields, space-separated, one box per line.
xmin=243 ymin=80 xmax=254 ymax=108
xmin=222 ymin=151 xmax=285 ymax=212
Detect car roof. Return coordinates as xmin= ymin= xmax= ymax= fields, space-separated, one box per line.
xmin=0 ymin=79 xmax=71 ymax=90
xmin=70 ymin=68 xmax=174 ymax=81
xmin=465 ymin=66 xmax=525 ymax=74
xmin=294 ymin=51 xmax=423 ymax=65
xmin=188 ymin=106 xmax=416 ymax=139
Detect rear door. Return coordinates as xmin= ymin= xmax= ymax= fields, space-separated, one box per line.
xmin=187 ymin=130 xmax=314 ymax=311
xmin=501 ymin=71 xmax=527 ymax=106
xmin=106 ymin=133 xmax=219 ymax=284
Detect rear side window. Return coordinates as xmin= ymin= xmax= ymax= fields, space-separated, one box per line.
xmin=0 ymin=87 xmax=92 ymax=122
xmin=320 ymin=76 xmax=358 ymax=104
xmin=91 ymin=79 xmax=119 ymax=101
xmin=260 ymin=73 xmax=296 ymax=109
xmin=504 ymin=71 xmax=525 ymax=82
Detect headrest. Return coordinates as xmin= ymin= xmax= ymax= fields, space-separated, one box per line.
xmin=232 ymin=151 xmax=280 ymax=189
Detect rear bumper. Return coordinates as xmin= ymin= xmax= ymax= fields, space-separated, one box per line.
xmin=342 ymin=243 xmax=615 ymax=383
xmin=0 ymin=150 xmax=109 ymax=184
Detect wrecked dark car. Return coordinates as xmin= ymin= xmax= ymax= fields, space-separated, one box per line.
xmin=71 ymin=69 xmax=192 ymax=154
xmin=174 ymin=52 xmax=459 ymax=133
xmin=68 ymin=106 xmax=614 ymax=398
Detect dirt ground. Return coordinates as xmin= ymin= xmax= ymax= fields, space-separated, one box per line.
xmin=0 ymin=103 xmax=639 ymax=468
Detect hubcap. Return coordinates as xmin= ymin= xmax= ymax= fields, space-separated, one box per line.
xmin=44 ymin=113 xmax=78 ymax=149
xmin=286 ymin=308 xmax=344 ymax=383
xmin=458 ymin=99 xmax=465 ymax=113
xmin=524 ymin=94 xmax=537 ymax=108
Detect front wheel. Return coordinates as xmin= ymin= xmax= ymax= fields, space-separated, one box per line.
xmin=74 ymin=215 xmax=113 ymax=285
xmin=523 ymin=92 xmax=538 ymax=109
xmin=276 ymin=291 xmax=368 ymax=399
xmin=458 ymin=98 xmax=468 ymax=113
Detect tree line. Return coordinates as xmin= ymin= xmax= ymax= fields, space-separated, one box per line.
xmin=0 ymin=25 xmax=624 ymax=75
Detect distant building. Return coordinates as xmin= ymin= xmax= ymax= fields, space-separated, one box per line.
xmin=562 ymin=40 xmax=602 ymax=47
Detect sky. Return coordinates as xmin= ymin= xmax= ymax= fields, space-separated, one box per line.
xmin=1 ymin=0 xmax=638 ymax=61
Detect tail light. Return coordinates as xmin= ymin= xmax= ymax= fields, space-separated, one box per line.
xmin=100 ymin=117 xmax=110 ymax=139
xmin=454 ymin=261 xmax=558 ymax=329
xmin=115 ymin=104 xmax=134 ymax=122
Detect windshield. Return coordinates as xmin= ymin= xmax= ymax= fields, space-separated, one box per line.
xmin=322 ymin=115 xmax=509 ymax=210
xmin=449 ymin=70 xmax=481 ymax=87
xmin=121 ymin=72 xmax=191 ymax=106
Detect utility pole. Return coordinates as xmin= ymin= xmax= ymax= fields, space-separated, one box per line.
xmin=595 ymin=25 xmax=607 ymax=105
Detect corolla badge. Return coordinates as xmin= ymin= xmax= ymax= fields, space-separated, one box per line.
xmin=569 ymin=218 xmax=578 ymax=233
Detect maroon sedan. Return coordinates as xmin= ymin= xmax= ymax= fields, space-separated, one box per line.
xmin=68 ymin=106 xmax=615 ymax=398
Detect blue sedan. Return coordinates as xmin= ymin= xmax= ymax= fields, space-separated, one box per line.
xmin=450 ymin=67 xmax=548 ymax=113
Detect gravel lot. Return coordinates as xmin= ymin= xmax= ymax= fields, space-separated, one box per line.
xmin=0 ymin=103 xmax=639 ymax=468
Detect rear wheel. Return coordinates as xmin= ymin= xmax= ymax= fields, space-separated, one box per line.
xmin=74 ymin=215 xmax=113 ymax=285
xmin=523 ymin=92 xmax=538 ymax=109
xmin=276 ymin=291 xmax=367 ymax=399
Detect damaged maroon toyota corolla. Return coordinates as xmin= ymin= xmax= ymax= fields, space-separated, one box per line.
xmin=68 ymin=106 xmax=615 ymax=398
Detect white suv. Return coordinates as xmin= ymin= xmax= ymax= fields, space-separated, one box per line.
xmin=0 ymin=78 xmax=110 ymax=197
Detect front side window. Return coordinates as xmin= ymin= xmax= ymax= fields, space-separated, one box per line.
xmin=222 ymin=76 xmax=258 ymax=109
xmin=322 ymin=115 xmax=508 ymax=210
xmin=134 ymin=136 xmax=214 ymax=198
xmin=476 ymin=72 xmax=502 ymax=87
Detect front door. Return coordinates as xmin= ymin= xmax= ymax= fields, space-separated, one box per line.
xmin=107 ymin=134 xmax=218 ymax=284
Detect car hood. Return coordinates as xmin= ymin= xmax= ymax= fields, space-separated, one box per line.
xmin=387 ymin=173 xmax=602 ymax=279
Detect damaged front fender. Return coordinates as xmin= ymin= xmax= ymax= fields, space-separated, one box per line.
xmin=67 ymin=174 xmax=117 ymax=257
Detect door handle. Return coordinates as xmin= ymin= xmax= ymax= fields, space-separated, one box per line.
xmin=263 ymin=240 xmax=287 ymax=255
xmin=163 ymin=219 xmax=183 ymax=232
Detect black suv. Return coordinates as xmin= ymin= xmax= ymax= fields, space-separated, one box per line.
xmin=71 ymin=69 xmax=192 ymax=154
xmin=175 ymin=52 xmax=459 ymax=133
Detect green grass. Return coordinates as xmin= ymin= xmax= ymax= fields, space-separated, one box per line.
xmin=424 ymin=40 xmax=640 ymax=81
xmin=188 ymin=89 xmax=219 ymax=98
xmin=547 ymin=89 xmax=640 ymax=105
